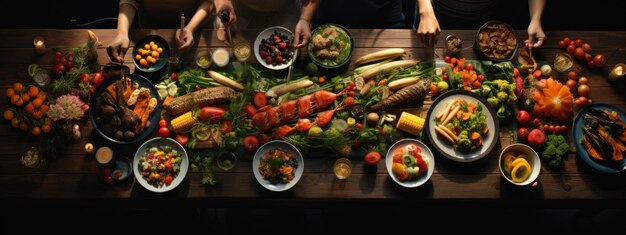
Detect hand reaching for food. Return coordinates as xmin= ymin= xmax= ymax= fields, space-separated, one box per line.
xmin=294 ymin=18 xmax=312 ymax=48
xmin=107 ymin=33 xmax=130 ymax=63
xmin=526 ymin=20 xmax=546 ymax=48
xmin=214 ymin=0 xmax=236 ymax=27
xmin=176 ymin=27 xmax=194 ymax=52
xmin=416 ymin=9 xmax=440 ymax=48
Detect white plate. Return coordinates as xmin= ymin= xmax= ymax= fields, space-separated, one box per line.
xmin=253 ymin=26 xmax=297 ymax=70
xmin=133 ymin=137 xmax=189 ymax=193
xmin=253 ymin=140 xmax=304 ymax=192
xmin=386 ymin=138 xmax=435 ymax=188
xmin=426 ymin=90 xmax=499 ymax=162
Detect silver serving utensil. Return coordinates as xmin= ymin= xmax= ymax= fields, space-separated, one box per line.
xmin=285 ymin=48 xmax=299 ymax=82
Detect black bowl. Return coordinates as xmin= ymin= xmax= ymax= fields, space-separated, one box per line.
xmin=473 ymin=20 xmax=518 ymax=62
xmin=132 ymin=35 xmax=170 ymax=73
xmin=89 ymin=73 xmax=162 ymax=144
xmin=307 ymin=23 xmax=354 ymax=69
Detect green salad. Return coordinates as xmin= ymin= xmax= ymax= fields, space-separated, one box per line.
xmin=308 ymin=24 xmax=352 ymax=67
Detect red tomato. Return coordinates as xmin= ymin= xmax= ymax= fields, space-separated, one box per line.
xmin=577 ymin=84 xmax=590 ymax=97
xmin=159 ymin=119 xmax=168 ymax=127
xmin=472 ymin=80 xmax=481 ymax=89
xmin=444 ymin=56 xmax=451 ymax=63
xmin=175 ymin=133 xmax=189 ymax=146
xmin=89 ymin=85 xmax=95 ymax=95
xmin=582 ymin=43 xmax=591 ymax=53
xmin=528 ymin=129 xmax=546 ymax=146
xmin=517 ymin=110 xmax=531 ymax=126
xmin=158 ymin=127 xmax=170 ymax=137
xmin=561 ymin=125 xmax=567 ymax=132
xmin=220 ymin=120 xmax=233 ymax=134
xmin=558 ymin=40 xmax=567 ymax=49
xmin=253 ymin=92 xmax=267 ymax=108
xmin=567 ymin=71 xmax=578 ymax=80
xmin=92 ymin=73 xmax=103 ymax=87
xmin=574 ymin=39 xmax=583 ymax=47
xmin=563 ymin=37 xmax=572 ymax=45
xmin=355 ymin=123 xmax=363 ymax=130
xmin=259 ymin=134 xmax=270 ymax=144
xmin=593 ymin=54 xmax=606 ymax=67
xmin=532 ymin=117 xmax=542 ymax=125
xmin=513 ymin=68 xmax=519 ymax=77
xmin=574 ymin=48 xmax=585 ymax=60
xmin=364 ymin=151 xmax=382 ymax=166
xmin=345 ymin=97 xmax=355 ymax=107
xmin=244 ymin=104 xmax=257 ymax=117
xmin=163 ymin=175 xmax=173 ymax=185
xmin=566 ymin=44 xmax=576 ymax=55
xmin=243 ymin=135 xmax=260 ymax=153
xmin=517 ymin=127 xmax=529 ymax=141
xmin=170 ymin=73 xmax=177 ymax=80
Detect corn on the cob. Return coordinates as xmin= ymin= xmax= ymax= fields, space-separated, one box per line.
xmin=171 ymin=111 xmax=197 ymax=132
xmin=396 ymin=112 xmax=425 ymax=135
xmin=353 ymin=48 xmax=406 ymax=66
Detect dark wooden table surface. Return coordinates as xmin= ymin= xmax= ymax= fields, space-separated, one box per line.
xmin=1 ymin=29 xmax=626 ymax=208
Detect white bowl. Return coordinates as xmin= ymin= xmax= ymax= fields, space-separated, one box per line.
xmin=499 ymin=144 xmax=541 ymax=186
xmin=133 ymin=137 xmax=189 ymax=193
xmin=386 ymin=138 xmax=435 ymax=188
xmin=253 ymin=140 xmax=304 ymax=192
xmin=253 ymin=26 xmax=297 ymax=70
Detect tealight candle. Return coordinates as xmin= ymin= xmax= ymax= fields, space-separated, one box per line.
xmin=85 ymin=143 xmax=94 ymax=154
xmin=33 ymin=36 xmax=46 ymax=55
xmin=609 ymin=63 xmax=626 ymax=81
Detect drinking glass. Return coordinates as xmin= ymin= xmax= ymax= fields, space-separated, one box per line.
xmin=333 ymin=158 xmax=352 ymax=180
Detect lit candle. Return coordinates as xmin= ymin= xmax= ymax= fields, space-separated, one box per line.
xmin=33 ymin=36 xmax=46 ymax=55
xmin=85 ymin=143 xmax=94 ymax=154
xmin=609 ymin=63 xmax=626 ymax=81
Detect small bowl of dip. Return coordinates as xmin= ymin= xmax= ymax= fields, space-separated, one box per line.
xmin=233 ymin=40 xmax=251 ymax=62
xmin=212 ymin=48 xmax=230 ymax=67
xmin=195 ymin=50 xmax=212 ymax=69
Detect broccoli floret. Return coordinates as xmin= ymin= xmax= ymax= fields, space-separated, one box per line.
xmin=455 ymin=137 xmax=473 ymax=153
xmin=541 ymin=134 xmax=568 ymax=169
xmin=497 ymin=91 xmax=508 ymax=101
xmin=487 ymin=97 xmax=499 ymax=107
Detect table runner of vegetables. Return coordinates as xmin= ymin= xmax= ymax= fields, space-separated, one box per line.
xmin=4 ymin=30 xmax=624 ymax=187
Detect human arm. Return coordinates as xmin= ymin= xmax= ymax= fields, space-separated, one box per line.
xmin=294 ymin=0 xmax=320 ymax=48
xmin=416 ymin=0 xmax=440 ymax=48
xmin=526 ymin=0 xmax=546 ymax=48
xmin=176 ymin=0 xmax=213 ymax=52
xmin=107 ymin=0 xmax=137 ymax=63
xmin=213 ymin=0 xmax=236 ymax=27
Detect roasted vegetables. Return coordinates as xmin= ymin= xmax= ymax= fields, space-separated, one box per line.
xmin=163 ymin=86 xmax=236 ymax=116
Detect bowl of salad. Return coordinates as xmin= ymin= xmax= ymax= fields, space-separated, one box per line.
xmin=386 ymin=138 xmax=434 ymax=188
xmin=253 ymin=140 xmax=304 ymax=192
xmin=426 ymin=90 xmax=499 ymax=162
xmin=133 ymin=137 xmax=189 ymax=193
xmin=307 ymin=23 xmax=354 ymax=69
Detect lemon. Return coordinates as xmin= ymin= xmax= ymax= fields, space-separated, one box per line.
xmin=511 ymin=161 xmax=532 ymax=183
xmin=307 ymin=126 xmax=323 ymax=137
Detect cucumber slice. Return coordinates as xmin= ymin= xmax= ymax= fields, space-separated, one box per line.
xmin=167 ymin=84 xmax=178 ymax=97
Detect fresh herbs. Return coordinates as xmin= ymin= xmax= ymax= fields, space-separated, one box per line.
xmin=191 ymin=154 xmax=217 ymax=185
xmin=177 ymin=69 xmax=221 ymax=93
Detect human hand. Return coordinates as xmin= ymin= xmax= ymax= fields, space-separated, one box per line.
xmin=214 ymin=0 xmax=236 ymax=27
xmin=294 ymin=18 xmax=311 ymax=48
xmin=176 ymin=27 xmax=194 ymax=52
xmin=526 ymin=20 xmax=545 ymax=48
xmin=417 ymin=12 xmax=440 ymax=48
xmin=106 ymin=32 xmax=130 ymax=63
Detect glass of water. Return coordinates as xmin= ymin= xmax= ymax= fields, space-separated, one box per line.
xmin=20 ymin=146 xmax=46 ymax=169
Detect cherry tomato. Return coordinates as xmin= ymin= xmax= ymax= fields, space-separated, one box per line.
xmin=578 ymin=84 xmax=590 ymax=97
xmin=593 ymin=54 xmax=606 ymax=67
xmin=566 ymin=44 xmax=576 ymax=55
xmin=345 ymin=97 xmax=355 ymax=107
xmin=574 ymin=48 xmax=585 ymax=60
xmin=565 ymin=79 xmax=577 ymax=93
xmin=561 ymin=125 xmax=567 ymax=132
xmin=171 ymin=73 xmax=178 ymax=80
xmin=244 ymin=104 xmax=257 ymax=117
xmin=549 ymin=125 xmax=555 ymax=132
xmin=355 ymin=123 xmax=363 ymax=130
xmin=444 ymin=56 xmax=451 ymax=63
xmin=574 ymin=39 xmax=583 ymax=47
xmin=582 ymin=43 xmax=591 ymax=53
xmin=543 ymin=124 xmax=550 ymax=130
xmin=158 ymin=127 xmax=170 ymax=137
xmin=578 ymin=76 xmax=588 ymax=85
xmin=466 ymin=63 xmax=474 ymax=71
xmin=513 ymin=68 xmax=519 ymax=77
xmin=558 ymin=40 xmax=567 ymax=49
xmin=159 ymin=119 xmax=168 ymax=127
xmin=533 ymin=117 xmax=542 ymax=125
xmin=567 ymin=71 xmax=578 ymax=80
xmin=175 ymin=133 xmax=189 ymax=146
xmin=563 ymin=37 xmax=572 ymax=45
xmin=220 ymin=120 xmax=233 ymax=134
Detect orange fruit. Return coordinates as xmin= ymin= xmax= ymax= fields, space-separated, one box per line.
xmin=37 ymin=92 xmax=47 ymax=101
xmin=41 ymin=124 xmax=51 ymax=133
xmin=28 ymin=86 xmax=39 ymax=97
xmin=32 ymin=110 xmax=43 ymax=120
xmin=19 ymin=122 xmax=28 ymax=131
xmin=40 ymin=104 xmax=49 ymax=113
xmin=151 ymin=44 xmax=158 ymax=51
xmin=135 ymin=54 xmax=142 ymax=61
xmin=10 ymin=118 xmax=19 ymax=128
xmin=157 ymin=48 xmax=163 ymax=53
xmin=144 ymin=44 xmax=150 ymax=50
xmin=32 ymin=98 xmax=43 ymax=107
xmin=3 ymin=109 xmax=14 ymax=120
xmin=13 ymin=82 xmax=23 ymax=92
xmin=21 ymin=93 xmax=30 ymax=102
xmin=151 ymin=51 xmax=159 ymax=58
xmin=31 ymin=126 xmax=41 ymax=136
xmin=6 ymin=88 xmax=15 ymax=97
xmin=10 ymin=94 xmax=21 ymax=105
xmin=139 ymin=59 xmax=148 ymax=67
xmin=25 ymin=103 xmax=34 ymax=114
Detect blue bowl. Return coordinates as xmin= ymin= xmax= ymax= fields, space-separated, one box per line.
xmin=132 ymin=34 xmax=170 ymax=73
xmin=573 ymin=103 xmax=626 ymax=173
xmin=89 ymin=73 xmax=161 ymax=144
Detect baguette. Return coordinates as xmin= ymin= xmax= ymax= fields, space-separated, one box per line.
xmin=164 ymin=86 xmax=236 ymax=116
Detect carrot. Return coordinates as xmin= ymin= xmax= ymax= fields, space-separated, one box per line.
xmin=462 ymin=112 xmax=471 ymax=121
xmin=163 ymin=95 xmax=173 ymax=105
xmin=377 ymin=79 xmax=387 ymax=86
xmin=468 ymin=102 xmax=475 ymax=113
xmin=456 ymin=110 xmax=463 ymax=119
xmin=482 ymin=126 xmax=489 ymax=135
xmin=475 ymin=137 xmax=482 ymax=146
xmin=470 ymin=132 xmax=481 ymax=141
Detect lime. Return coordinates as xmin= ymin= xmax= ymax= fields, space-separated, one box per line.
xmin=307 ymin=126 xmax=323 ymax=137
xmin=306 ymin=62 xmax=318 ymax=74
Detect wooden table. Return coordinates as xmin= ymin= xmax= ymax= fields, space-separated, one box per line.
xmin=1 ymin=29 xmax=626 ymax=208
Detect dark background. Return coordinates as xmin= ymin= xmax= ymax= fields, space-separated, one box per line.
xmin=1 ymin=0 xmax=624 ymax=30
